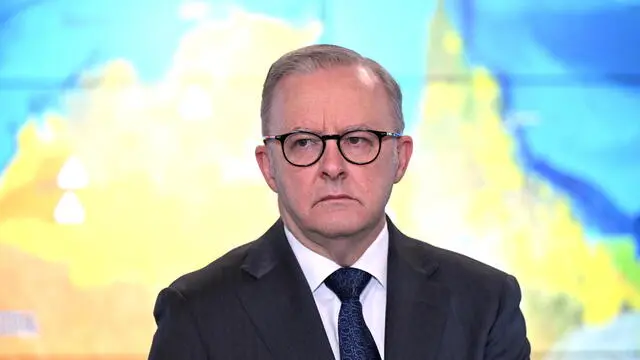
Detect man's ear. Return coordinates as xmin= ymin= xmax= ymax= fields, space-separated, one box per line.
xmin=393 ymin=135 xmax=413 ymax=183
xmin=255 ymin=144 xmax=278 ymax=193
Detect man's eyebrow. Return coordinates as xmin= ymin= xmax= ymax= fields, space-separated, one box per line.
xmin=341 ymin=124 xmax=372 ymax=132
xmin=288 ymin=124 xmax=373 ymax=133
xmin=290 ymin=126 xmax=319 ymax=132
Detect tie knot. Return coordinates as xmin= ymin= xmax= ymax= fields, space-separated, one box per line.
xmin=325 ymin=267 xmax=372 ymax=301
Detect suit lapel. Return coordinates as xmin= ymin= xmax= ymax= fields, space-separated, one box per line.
xmin=235 ymin=220 xmax=335 ymax=360
xmin=384 ymin=219 xmax=450 ymax=360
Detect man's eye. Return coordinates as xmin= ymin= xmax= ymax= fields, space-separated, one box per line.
xmin=294 ymin=138 xmax=315 ymax=147
xmin=346 ymin=137 xmax=363 ymax=144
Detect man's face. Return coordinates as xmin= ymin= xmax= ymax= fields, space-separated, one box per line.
xmin=255 ymin=65 xmax=413 ymax=239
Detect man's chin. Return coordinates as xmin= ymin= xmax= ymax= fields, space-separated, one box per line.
xmin=311 ymin=205 xmax=359 ymax=220
xmin=305 ymin=211 xmax=368 ymax=238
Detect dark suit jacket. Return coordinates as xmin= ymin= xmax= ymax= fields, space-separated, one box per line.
xmin=148 ymin=217 xmax=531 ymax=360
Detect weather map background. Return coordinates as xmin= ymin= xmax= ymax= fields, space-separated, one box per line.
xmin=0 ymin=0 xmax=639 ymax=358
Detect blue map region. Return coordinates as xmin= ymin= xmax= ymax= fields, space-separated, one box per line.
xmin=0 ymin=0 xmax=192 ymax=173
xmin=445 ymin=0 xmax=640 ymax=252
xmin=1 ymin=0 xmax=638 ymax=255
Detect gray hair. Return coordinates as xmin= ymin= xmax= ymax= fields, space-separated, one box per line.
xmin=260 ymin=44 xmax=404 ymax=136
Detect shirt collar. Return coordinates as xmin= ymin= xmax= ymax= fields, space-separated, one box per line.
xmin=285 ymin=221 xmax=389 ymax=292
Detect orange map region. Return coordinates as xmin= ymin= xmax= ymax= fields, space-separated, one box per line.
xmin=0 ymin=244 xmax=155 ymax=356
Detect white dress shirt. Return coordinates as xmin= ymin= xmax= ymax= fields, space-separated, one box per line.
xmin=285 ymin=223 xmax=389 ymax=360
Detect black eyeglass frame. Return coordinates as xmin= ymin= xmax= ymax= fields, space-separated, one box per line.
xmin=262 ymin=129 xmax=402 ymax=167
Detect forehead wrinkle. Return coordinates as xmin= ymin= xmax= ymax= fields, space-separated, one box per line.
xmin=322 ymin=104 xmax=328 ymax=135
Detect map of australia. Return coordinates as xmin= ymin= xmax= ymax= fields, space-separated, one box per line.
xmin=1 ymin=0 xmax=639 ymax=357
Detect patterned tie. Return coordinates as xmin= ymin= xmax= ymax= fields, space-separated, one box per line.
xmin=325 ymin=267 xmax=382 ymax=360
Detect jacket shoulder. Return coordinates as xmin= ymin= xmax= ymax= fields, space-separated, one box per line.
xmin=166 ymin=240 xmax=256 ymax=299
xmin=407 ymin=236 xmax=515 ymax=291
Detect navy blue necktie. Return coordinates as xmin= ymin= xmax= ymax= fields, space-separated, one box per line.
xmin=325 ymin=267 xmax=382 ymax=360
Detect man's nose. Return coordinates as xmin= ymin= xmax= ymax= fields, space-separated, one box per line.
xmin=319 ymin=140 xmax=346 ymax=179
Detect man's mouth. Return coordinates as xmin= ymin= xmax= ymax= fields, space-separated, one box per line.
xmin=316 ymin=194 xmax=356 ymax=204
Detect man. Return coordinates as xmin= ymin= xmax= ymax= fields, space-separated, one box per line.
xmin=148 ymin=44 xmax=531 ymax=360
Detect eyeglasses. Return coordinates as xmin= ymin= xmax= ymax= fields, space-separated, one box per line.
xmin=263 ymin=129 xmax=401 ymax=167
